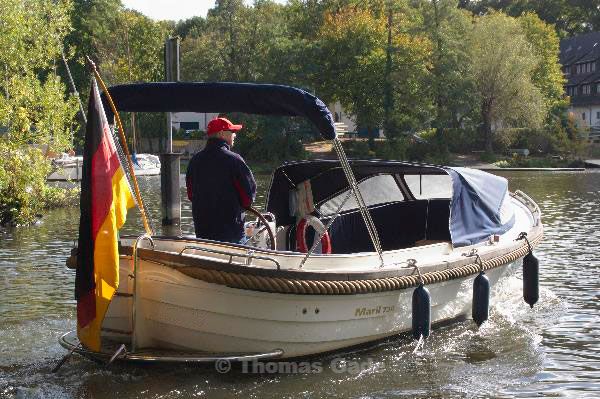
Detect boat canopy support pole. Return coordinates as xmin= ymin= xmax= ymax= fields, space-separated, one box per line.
xmin=161 ymin=37 xmax=182 ymax=235
xmin=333 ymin=138 xmax=384 ymax=267
xmin=132 ymin=234 xmax=154 ymax=353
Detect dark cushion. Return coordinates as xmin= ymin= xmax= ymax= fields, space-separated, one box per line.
xmin=286 ymin=199 xmax=452 ymax=253
xmin=426 ymin=199 xmax=451 ymax=241
xmin=327 ymin=201 xmax=428 ymax=254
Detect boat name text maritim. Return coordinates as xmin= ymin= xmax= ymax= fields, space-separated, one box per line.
xmin=354 ymin=305 xmax=396 ymax=317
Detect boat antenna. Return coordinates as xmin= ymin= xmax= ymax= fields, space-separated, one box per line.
xmin=85 ymin=56 xmax=153 ymax=236
xmin=61 ymin=50 xmax=87 ymax=126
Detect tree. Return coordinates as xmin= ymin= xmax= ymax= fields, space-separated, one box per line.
xmin=316 ymin=6 xmax=387 ymax=129
xmin=315 ymin=2 xmax=430 ymax=136
xmin=469 ymin=12 xmax=546 ymax=153
xmin=417 ymin=0 xmax=475 ymax=143
xmin=174 ymin=16 xmax=207 ymax=39
xmin=101 ymin=10 xmax=170 ymax=84
xmin=385 ymin=2 xmax=432 ymax=136
xmin=0 ymin=0 xmax=78 ymax=151
xmin=459 ymin=0 xmax=599 ymax=36
xmin=0 ymin=0 xmax=79 ymax=225
xmin=518 ymin=12 xmax=567 ymax=114
xmin=62 ymin=0 xmax=123 ymax=103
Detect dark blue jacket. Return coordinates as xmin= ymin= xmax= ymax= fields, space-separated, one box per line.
xmin=186 ymin=138 xmax=256 ymax=243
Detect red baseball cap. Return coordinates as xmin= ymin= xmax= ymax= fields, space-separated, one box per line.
xmin=206 ymin=117 xmax=243 ymax=135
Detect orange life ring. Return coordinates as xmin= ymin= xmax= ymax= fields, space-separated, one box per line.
xmin=296 ymin=215 xmax=332 ymax=254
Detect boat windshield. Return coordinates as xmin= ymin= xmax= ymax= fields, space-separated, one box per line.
xmin=319 ymin=174 xmax=404 ymax=216
xmin=404 ymin=174 xmax=452 ymax=199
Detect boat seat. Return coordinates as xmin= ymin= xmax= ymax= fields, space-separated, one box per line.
xmin=285 ymin=200 xmax=451 ymax=254
xmin=326 ymin=201 xmax=428 ymax=253
xmin=425 ymin=199 xmax=452 ymax=241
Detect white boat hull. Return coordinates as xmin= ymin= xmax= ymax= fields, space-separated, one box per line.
xmin=137 ymin=262 xmax=513 ymax=357
xmin=99 ymin=192 xmax=541 ymax=359
xmin=104 ymin=245 xmax=521 ymax=358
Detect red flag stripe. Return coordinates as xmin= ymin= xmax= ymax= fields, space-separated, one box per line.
xmin=90 ymin=125 xmax=120 ymax=239
xmin=76 ymin=290 xmax=96 ymax=328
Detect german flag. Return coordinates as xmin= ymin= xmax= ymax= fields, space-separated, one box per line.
xmin=75 ymin=79 xmax=135 ymax=351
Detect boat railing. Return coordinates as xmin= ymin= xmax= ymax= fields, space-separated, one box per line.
xmin=132 ymin=233 xmax=155 ymax=352
xmin=179 ymin=246 xmax=282 ymax=270
xmin=513 ymin=190 xmax=542 ymax=226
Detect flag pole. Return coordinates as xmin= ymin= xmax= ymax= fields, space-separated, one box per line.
xmin=86 ymin=57 xmax=152 ymax=236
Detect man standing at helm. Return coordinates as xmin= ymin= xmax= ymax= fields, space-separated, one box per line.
xmin=186 ymin=117 xmax=256 ymax=243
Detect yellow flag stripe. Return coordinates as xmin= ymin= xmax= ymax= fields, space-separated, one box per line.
xmin=77 ymin=167 xmax=135 ymax=351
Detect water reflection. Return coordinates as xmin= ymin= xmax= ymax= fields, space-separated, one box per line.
xmin=0 ymin=170 xmax=599 ymax=398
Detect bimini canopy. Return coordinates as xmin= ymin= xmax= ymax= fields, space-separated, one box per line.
xmin=267 ymin=160 xmax=515 ymax=248
xmin=101 ymin=82 xmax=336 ymax=140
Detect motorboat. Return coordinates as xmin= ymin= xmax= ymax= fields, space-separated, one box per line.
xmin=47 ymin=153 xmax=84 ymax=181
xmin=59 ymin=82 xmax=543 ymax=364
xmin=130 ymin=153 xmax=161 ymax=176
xmin=47 ymin=152 xmax=160 ymax=181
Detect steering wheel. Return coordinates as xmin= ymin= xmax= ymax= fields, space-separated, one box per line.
xmin=245 ymin=206 xmax=276 ymax=250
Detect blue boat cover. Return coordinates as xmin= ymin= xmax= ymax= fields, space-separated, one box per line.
xmin=445 ymin=167 xmax=515 ymax=246
xmin=102 ymin=82 xmax=336 ymax=140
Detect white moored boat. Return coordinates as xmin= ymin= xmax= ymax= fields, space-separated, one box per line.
xmin=47 ymin=153 xmax=160 ymax=181
xmin=60 ymin=82 xmax=543 ymax=364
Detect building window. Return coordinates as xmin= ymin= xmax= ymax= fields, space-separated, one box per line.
xmin=583 ymin=84 xmax=591 ymax=95
xmin=582 ymin=112 xmax=586 ymax=120
xmin=179 ymin=121 xmax=200 ymax=130
xmin=577 ymin=64 xmax=581 ymax=74
xmin=593 ymin=62 xmax=597 ymax=72
xmin=596 ymin=111 xmax=600 ymax=119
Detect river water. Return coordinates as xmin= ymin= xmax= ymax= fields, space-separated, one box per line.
xmin=0 ymin=170 xmax=599 ymax=398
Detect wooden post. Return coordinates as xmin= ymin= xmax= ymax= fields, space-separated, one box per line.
xmin=162 ymin=37 xmax=182 ymax=236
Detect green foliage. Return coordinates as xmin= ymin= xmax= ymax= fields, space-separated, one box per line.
xmin=174 ymin=16 xmax=207 ymax=39
xmin=469 ymin=12 xmax=547 ymax=153
xmin=518 ymin=12 xmax=568 ymax=118
xmin=172 ymin=1 xmax=569 ymax=160
xmin=316 ymin=6 xmax=388 ymax=128
xmin=340 ymin=135 xmax=453 ymax=164
xmin=0 ymin=0 xmax=79 ymax=225
xmin=459 ymin=0 xmax=600 ymax=37
xmin=172 ymin=129 xmax=207 ymax=140
xmin=315 ymin=2 xmax=432 ymax=135
xmin=234 ymin=115 xmax=308 ymax=164
xmin=495 ymin=155 xmax=586 ymax=168
xmin=62 ymin=0 xmax=123 ymax=114
xmin=416 ymin=0 xmax=476 ymax=137
xmin=340 ymin=140 xmax=375 ymax=158
xmin=0 ymin=0 xmax=78 ymax=152
xmin=0 ymin=142 xmax=79 ymax=226
xmin=444 ymin=128 xmax=482 ymax=152
xmin=478 ymin=151 xmax=497 ymax=163
xmin=64 ymin=1 xmax=171 ymax=147
xmin=41 ymin=185 xmax=80 ymax=209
